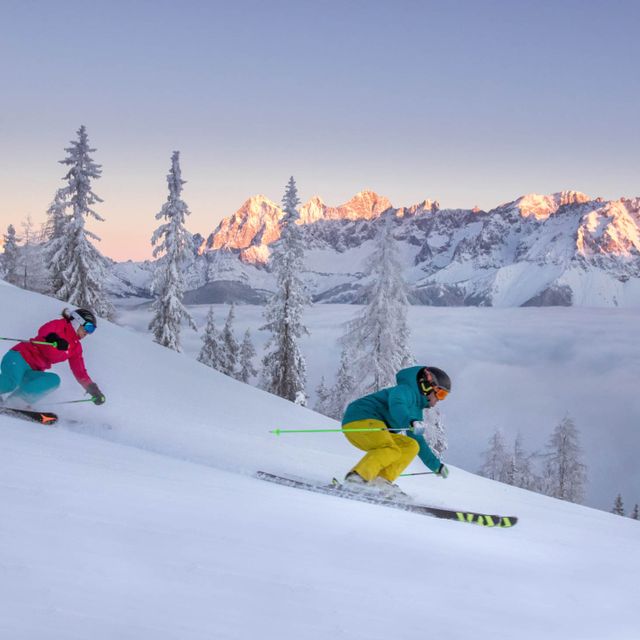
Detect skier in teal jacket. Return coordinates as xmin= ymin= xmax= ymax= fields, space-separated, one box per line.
xmin=341 ymin=365 xmax=451 ymax=493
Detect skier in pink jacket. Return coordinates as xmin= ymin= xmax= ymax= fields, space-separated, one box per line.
xmin=0 ymin=308 xmax=105 ymax=406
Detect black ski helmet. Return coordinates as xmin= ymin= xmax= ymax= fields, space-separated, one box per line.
xmin=73 ymin=308 xmax=97 ymax=328
xmin=417 ymin=366 xmax=451 ymax=396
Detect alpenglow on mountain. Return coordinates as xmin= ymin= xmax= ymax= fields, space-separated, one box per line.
xmin=113 ymin=189 xmax=640 ymax=307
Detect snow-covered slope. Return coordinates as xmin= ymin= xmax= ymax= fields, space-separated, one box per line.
xmin=1 ymin=283 xmax=639 ymax=639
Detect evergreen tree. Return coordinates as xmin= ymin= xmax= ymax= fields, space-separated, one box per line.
xmin=219 ymin=304 xmax=240 ymax=377
xmin=631 ymin=504 xmax=639 ymax=520
xmin=198 ymin=306 xmax=223 ymax=368
xmin=19 ymin=216 xmax=37 ymax=290
xmin=423 ymin=409 xmax=448 ymax=458
xmin=237 ymin=329 xmax=258 ymax=383
xmin=47 ymin=125 xmax=114 ymax=318
xmin=2 ymin=224 xmax=20 ymax=285
xmin=326 ymin=345 xmax=357 ymax=420
xmin=340 ymin=216 xmax=413 ymax=395
xmin=260 ymin=177 xmax=310 ymax=404
xmin=542 ymin=415 xmax=587 ymax=504
xmin=45 ymin=188 xmax=69 ymax=242
xmin=313 ymin=376 xmax=333 ymax=416
xmin=149 ymin=151 xmax=196 ymax=351
xmin=509 ymin=433 xmax=539 ymax=490
xmin=45 ymin=188 xmax=70 ymax=294
xmin=612 ymin=494 xmax=625 ymax=516
xmin=479 ymin=429 xmax=510 ymax=482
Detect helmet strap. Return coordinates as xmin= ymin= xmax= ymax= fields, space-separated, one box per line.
xmin=69 ymin=311 xmax=84 ymax=333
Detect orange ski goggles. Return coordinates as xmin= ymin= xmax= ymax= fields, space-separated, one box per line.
xmin=419 ymin=380 xmax=449 ymax=401
xmin=431 ymin=386 xmax=449 ymax=401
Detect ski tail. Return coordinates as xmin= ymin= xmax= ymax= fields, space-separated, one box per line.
xmin=0 ymin=407 xmax=58 ymax=425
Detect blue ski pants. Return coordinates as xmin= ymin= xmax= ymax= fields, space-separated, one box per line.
xmin=0 ymin=350 xmax=61 ymax=403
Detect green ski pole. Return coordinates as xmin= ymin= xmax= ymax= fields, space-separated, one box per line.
xmin=399 ymin=471 xmax=436 ymax=477
xmin=1 ymin=336 xmax=54 ymax=347
xmin=270 ymin=427 xmax=413 ymax=436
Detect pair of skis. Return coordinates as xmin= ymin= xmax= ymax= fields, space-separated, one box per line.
xmin=256 ymin=471 xmax=518 ymax=528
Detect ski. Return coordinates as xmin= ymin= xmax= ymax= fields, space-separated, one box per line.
xmin=0 ymin=407 xmax=58 ymax=425
xmin=256 ymin=471 xmax=518 ymax=528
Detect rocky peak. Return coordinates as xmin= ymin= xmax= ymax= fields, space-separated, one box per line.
xmin=516 ymin=191 xmax=591 ymax=220
xmin=299 ymin=190 xmax=394 ymax=223
xmin=207 ymin=195 xmax=281 ymax=251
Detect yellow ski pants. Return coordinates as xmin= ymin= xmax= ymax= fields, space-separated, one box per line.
xmin=343 ymin=419 xmax=420 ymax=482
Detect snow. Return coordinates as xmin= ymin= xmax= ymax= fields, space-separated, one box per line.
xmin=102 ymin=192 xmax=640 ymax=308
xmin=489 ymin=262 xmax=565 ymax=307
xmin=1 ymin=283 xmax=640 ymax=639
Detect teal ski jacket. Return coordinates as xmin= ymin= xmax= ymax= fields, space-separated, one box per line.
xmin=341 ymin=365 xmax=442 ymax=472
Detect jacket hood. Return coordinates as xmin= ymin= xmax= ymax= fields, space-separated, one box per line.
xmin=396 ymin=365 xmax=430 ymax=409
xmin=395 ymin=365 xmax=425 ymax=387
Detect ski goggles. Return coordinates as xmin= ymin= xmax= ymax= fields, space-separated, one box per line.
xmin=83 ymin=322 xmax=96 ymax=334
xmin=70 ymin=311 xmax=96 ymax=334
xmin=419 ymin=380 xmax=449 ymax=400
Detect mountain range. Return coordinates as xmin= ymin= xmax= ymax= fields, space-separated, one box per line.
xmin=112 ymin=189 xmax=640 ymax=307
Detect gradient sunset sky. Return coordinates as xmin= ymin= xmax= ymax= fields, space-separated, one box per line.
xmin=1 ymin=0 xmax=639 ymax=261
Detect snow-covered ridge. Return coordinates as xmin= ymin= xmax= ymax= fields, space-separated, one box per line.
xmin=108 ymin=190 xmax=640 ymax=307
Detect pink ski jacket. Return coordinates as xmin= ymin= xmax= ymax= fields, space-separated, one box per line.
xmin=13 ymin=318 xmax=94 ymax=388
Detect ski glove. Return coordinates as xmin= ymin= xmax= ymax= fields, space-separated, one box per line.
xmin=410 ymin=420 xmax=427 ymax=435
xmin=86 ymin=382 xmax=106 ymax=405
xmin=44 ymin=333 xmax=69 ymax=351
xmin=436 ymin=463 xmax=450 ymax=479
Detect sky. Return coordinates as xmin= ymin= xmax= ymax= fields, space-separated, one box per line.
xmin=1 ymin=0 xmax=639 ymax=260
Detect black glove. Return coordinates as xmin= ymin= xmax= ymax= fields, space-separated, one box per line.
xmin=44 ymin=333 xmax=69 ymax=351
xmin=86 ymin=382 xmax=106 ymax=405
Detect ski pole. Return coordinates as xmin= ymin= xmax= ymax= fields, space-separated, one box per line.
xmin=399 ymin=471 xmax=435 ymax=477
xmin=52 ymin=398 xmax=95 ymax=405
xmin=0 ymin=336 xmax=53 ymax=347
xmin=270 ymin=427 xmax=413 ymax=436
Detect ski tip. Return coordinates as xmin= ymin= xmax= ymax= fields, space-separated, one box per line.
xmin=455 ymin=512 xmax=519 ymax=528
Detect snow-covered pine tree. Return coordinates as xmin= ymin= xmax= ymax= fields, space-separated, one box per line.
xmin=612 ymin=494 xmax=625 ymax=516
xmin=198 ymin=306 xmax=222 ymax=368
xmin=313 ymin=376 xmax=333 ymax=416
xmin=2 ymin=224 xmax=20 ymax=285
xmin=219 ymin=304 xmax=240 ymax=377
xmin=478 ymin=429 xmax=510 ymax=482
xmin=47 ymin=125 xmax=114 ymax=318
xmin=149 ymin=151 xmax=197 ymax=352
xmin=45 ymin=189 xmax=70 ymax=295
xmin=340 ymin=216 xmax=412 ymax=395
xmin=19 ymin=215 xmax=38 ymax=290
xmin=326 ymin=345 xmax=357 ymax=419
xmin=508 ymin=433 xmax=539 ymax=490
xmin=260 ymin=177 xmax=310 ymax=404
xmin=237 ymin=329 xmax=258 ymax=383
xmin=44 ymin=188 xmax=68 ymax=243
xmin=541 ymin=415 xmax=588 ymax=504
xmin=423 ymin=409 xmax=448 ymax=458
xmin=631 ymin=504 xmax=639 ymax=520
